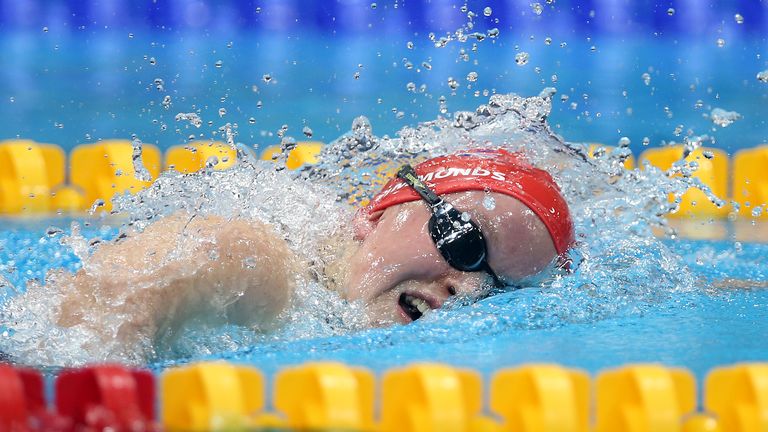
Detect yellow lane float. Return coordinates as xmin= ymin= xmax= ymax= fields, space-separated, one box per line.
xmin=260 ymin=141 xmax=323 ymax=170
xmin=165 ymin=141 xmax=237 ymax=173
xmin=640 ymin=146 xmax=729 ymax=218
xmin=491 ymin=364 xmax=589 ymax=432
xmin=595 ymin=364 xmax=695 ymax=432
xmin=161 ymin=362 xmax=264 ymax=431
xmin=273 ymin=362 xmax=374 ymax=430
xmin=380 ymin=363 xmax=491 ymax=432
xmin=0 ymin=140 xmax=64 ymax=213
xmin=732 ymin=145 xmax=768 ymax=219
xmin=70 ymin=140 xmax=161 ymax=212
xmin=704 ymin=363 xmax=768 ymax=432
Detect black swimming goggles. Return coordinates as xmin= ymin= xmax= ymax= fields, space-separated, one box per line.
xmin=396 ymin=165 xmax=505 ymax=289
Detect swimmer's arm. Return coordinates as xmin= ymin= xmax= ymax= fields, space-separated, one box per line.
xmin=57 ymin=214 xmax=296 ymax=339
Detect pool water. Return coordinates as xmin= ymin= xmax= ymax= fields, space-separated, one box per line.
xmin=1 ymin=1 xmax=768 ymax=388
xmin=1 ymin=215 xmax=767 ymax=381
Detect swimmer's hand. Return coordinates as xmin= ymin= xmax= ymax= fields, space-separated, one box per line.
xmin=55 ymin=214 xmax=296 ymax=355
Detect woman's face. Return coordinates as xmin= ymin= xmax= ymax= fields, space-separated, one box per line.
xmin=343 ymin=190 xmax=558 ymax=325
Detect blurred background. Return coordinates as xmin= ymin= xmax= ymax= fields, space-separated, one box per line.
xmin=0 ymin=0 xmax=765 ymax=154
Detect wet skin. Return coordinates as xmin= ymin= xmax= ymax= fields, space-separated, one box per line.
xmin=343 ymin=190 xmax=558 ymax=325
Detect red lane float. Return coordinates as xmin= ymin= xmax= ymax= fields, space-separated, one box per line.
xmin=55 ymin=364 xmax=157 ymax=431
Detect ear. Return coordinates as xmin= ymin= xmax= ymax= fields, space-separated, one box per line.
xmin=352 ymin=208 xmax=384 ymax=241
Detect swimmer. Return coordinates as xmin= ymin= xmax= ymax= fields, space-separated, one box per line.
xmin=48 ymin=148 xmax=574 ymax=351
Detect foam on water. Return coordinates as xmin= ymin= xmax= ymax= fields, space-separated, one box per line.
xmin=0 ymin=93 xmax=707 ymax=367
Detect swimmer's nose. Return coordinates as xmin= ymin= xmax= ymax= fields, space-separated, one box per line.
xmin=441 ymin=272 xmax=486 ymax=298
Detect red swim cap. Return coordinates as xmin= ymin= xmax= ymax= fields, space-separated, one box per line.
xmin=361 ymin=148 xmax=575 ymax=255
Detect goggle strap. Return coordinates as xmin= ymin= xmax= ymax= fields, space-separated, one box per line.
xmin=397 ymin=165 xmax=442 ymax=207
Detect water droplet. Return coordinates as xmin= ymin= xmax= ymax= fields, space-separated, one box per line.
xmin=218 ymin=108 xmax=227 ymax=118
xmin=214 ymin=60 xmax=223 ymax=68
xmin=370 ymin=2 xmax=377 ymax=9
xmin=46 ymin=226 xmax=63 ymax=237
xmin=153 ymin=78 xmax=164 ymax=91
xmin=395 ymin=111 xmax=405 ymax=119
xmin=531 ymin=2 xmax=543 ymax=15
xmin=406 ymin=82 xmax=416 ymax=92
xmin=42 ymin=26 xmax=48 ymax=32
xmin=734 ymin=13 xmax=744 ymax=24
xmin=148 ymin=57 xmax=157 ymax=66
xmin=263 ymin=73 xmax=272 ymax=83
xmin=642 ymin=137 xmax=650 ymax=146
xmin=466 ymin=71 xmax=478 ymax=82
xmin=694 ymin=99 xmax=704 ymax=109
xmin=406 ymin=41 xmax=414 ymax=49
xmin=618 ymin=137 xmax=631 ymax=147
xmin=709 ymin=107 xmax=742 ymax=127
xmin=9 ymin=96 xmax=14 ymax=103
xmin=447 ymin=77 xmax=459 ymax=90
xmin=559 ymin=42 xmax=567 ymax=48
xmin=667 ymin=8 xmax=675 ymax=16
xmin=128 ymin=32 xmax=134 ymax=39
xmin=483 ymin=7 xmax=493 ymax=17
xmin=641 ymin=72 xmax=651 ymax=86
xmin=515 ymin=52 xmax=529 ymax=66
xmin=248 ymin=117 xmax=256 ymax=124
xmin=421 ymin=61 xmax=432 ymax=70
xmin=757 ymin=70 xmax=768 ymax=83
xmin=302 ymin=126 xmax=313 ymax=138
xmin=460 ymin=212 xmax=471 ymax=222
xmin=226 ymin=41 xmax=233 ymax=48
xmin=487 ymin=28 xmax=500 ymax=38
xmin=353 ymin=71 xmax=361 ymax=79
xmin=716 ymin=38 xmax=726 ymax=48
xmin=482 ymin=194 xmax=496 ymax=210
xmin=544 ymin=37 xmax=552 ymax=45
xmin=162 ymin=95 xmax=172 ymax=110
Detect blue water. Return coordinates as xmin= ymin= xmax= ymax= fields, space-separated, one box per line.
xmin=1 ymin=218 xmax=767 ymax=380
xmin=0 ymin=31 xmax=766 ymax=156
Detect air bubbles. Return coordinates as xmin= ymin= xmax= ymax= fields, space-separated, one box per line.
xmin=641 ymin=72 xmax=651 ymax=86
xmin=483 ymin=7 xmax=493 ymax=17
xmin=667 ymin=8 xmax=675 ymax=16
xmin=406 ymin=41 xmax=414 ymax=49
xmin=618 ymin=137 xmax=631 ymax=147
xmin=716 ymin=38 xmax=726 ymax=48
xmin=460 ymin=212 xmax=471 ymax=222
xmin=218 ymin=108 xmax=227 ymax=118
xmin=514 ymin=52 xmax=529 ymax=66
xmin=447 ymin=77 xmax=459 ymax=90
xmin=757 ymin=70 xmax=768 ymax=83
xmin=370 ymin=2 xmax=377 ymax=9
xmin=148 ymin=57 xmax=157 ymax=66
xmin=466 ymin=71 xmax=478 ymax=82
xmin=42 ymin=26 xmax=49 ymax=33
xmin=128 ymin=32 xmax=134 ymax=39
xmin=248 ymin=117 xmax=256 ymax=124
xmin=263 ymin=73 xmax=272 ymax=83
xmin=734 ymin=13 xmax=744 ymax=24
xmin=153 ymin=78 xmax=164 ymax=91
xmin=162 ymin=95 xmax=172 ymax=110
xmin=302 ymin=126 xmax=313 ymax=138
xmin=531 ymin=2 xmax=543 ymax=15
xmin=544 ymin=37 xmax=552 ymax=45
xmin=642 ymin=137 xmax=650 ymax=146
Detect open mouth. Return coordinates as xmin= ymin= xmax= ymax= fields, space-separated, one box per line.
xmin=398 ymin=292 xmax=432 ymax=322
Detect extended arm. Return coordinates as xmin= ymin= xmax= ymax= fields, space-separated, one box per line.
xmin=55 ymin=213 xmax=296 ymax=351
